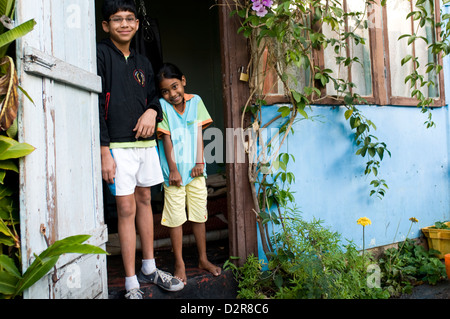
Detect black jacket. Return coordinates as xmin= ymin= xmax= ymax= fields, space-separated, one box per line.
xmin=97 ymin=38 xmax=163 ymax=146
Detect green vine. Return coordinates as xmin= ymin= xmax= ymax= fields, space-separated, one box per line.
xmin=401 ymin=0 xmax=450 ymax=128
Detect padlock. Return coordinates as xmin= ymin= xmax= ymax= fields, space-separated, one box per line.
xmin=240 ymin=72 xmax=249 ymax=82
xmin=239 ymin=66 xmax=249 ymax=82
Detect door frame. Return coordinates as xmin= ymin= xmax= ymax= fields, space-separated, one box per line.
xmin=218 ymin=1 xmax=258 ymax=264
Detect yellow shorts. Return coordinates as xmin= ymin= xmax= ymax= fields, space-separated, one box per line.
xmin=161 ymin=176 xmax=208 ymax=228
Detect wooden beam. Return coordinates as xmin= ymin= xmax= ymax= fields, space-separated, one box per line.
xmin=219 ymin=0 xmax=258 ymax=265
xmin=23 ymin=46 xmax=102 ymax=94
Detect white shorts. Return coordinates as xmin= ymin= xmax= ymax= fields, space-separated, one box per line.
xmin=108 ymin=147 xmax=164 ymax=196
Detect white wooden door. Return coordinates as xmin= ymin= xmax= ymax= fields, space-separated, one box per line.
xmin=16 ymin=0 xmax=108 ymax=299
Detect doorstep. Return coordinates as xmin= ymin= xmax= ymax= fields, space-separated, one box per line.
xmin=107 ymin=239 xmax=238 ymax=299
xmin=108 ymin=268 xmax=238 ymax=299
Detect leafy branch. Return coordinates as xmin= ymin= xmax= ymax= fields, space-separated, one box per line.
xmin=399 ymin=0 xmax=448 ymax=128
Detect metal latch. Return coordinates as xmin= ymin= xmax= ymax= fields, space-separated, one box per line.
xmin=24 ymin=47 xmax=56 ymax=70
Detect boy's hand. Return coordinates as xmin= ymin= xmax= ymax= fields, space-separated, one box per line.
xmin=169 ymin=169 xmax=183 ymax=187
xmin=134 ymin=109 xmax=157 ymax=139
xmin=191 ymin=163 xmax=204 ymax=178
xmin=101 ymin=146 xmax=116 ymax=184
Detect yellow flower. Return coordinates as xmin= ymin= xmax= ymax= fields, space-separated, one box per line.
xmin=409 ymin=217 xmax=418 ymax=223
xmin=357 ymin=217 xmax=372 ymax=227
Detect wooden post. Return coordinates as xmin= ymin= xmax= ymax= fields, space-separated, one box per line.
xmin=219 ymin=0 xmax=258 ymax=265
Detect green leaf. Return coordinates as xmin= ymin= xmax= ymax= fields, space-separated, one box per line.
xmin=298 ymin=107 xmax=308 ymax=119
xmin=17 ymin=85 xmax=35 ymax=105
xmin=344 ymin=108 xmax=353 ymax=120
xmin=401 ymin=55 xmax=413 ymax=66
xmin=407 ymin=34 xmax=417 ymax=45
xmin=14 ymin=255 xmax=59 ymax=296
xmin=0 ymin=0 xmax=15 ymax=19
xmin=0 ymin=19 xmax=36 ymax=57
xmin=0 ymin=217 xmax=12 ymax=236
xmin=14 ymin=235 xmax=107 ymax=296
xmin=0 ymin=232 xmax=15 ymax=246
xmin=281 ymin=153 xmax=289 ymax=165
xmin=274 ymin=273 xmax=283 ymax=288
xmin=0 ymin=255 xmax=21 ymax=278
xmin=0 ymin=184 xmax=13 ymax=200
xmin=0 ymin=135 xmax=35 ymax=160
xmin=292 ymin=91 xmax=301 ymax=103
xmin=0 ymin=270 xmax=19 ymax=295
xmin=0 ymin=159 xmax=18 ymax=173
xmin=42 ymin=243 xmax=108 ymax=258
xmin=373 ymin=166 xmax=378 ymax=177
xmin=278 ymin=106 xmax=291 ymax=117
xmin=376 ymin=147 xmax=384 ymax=160
xmin=38 ymin=235 xmax=106 ymax=260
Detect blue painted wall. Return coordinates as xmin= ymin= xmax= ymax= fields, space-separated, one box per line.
xmin=257 ymin=62 xmax=450 ymax=260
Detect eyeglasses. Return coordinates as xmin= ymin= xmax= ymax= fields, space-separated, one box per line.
xmin=109 ymin=17 xmax=137 ymax=24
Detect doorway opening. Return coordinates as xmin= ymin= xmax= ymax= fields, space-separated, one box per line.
xmin=94 ymin=0 xmax=230 ymax=289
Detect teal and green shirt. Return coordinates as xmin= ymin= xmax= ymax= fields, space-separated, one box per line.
xmin=157 ymin=94 xmax=213 ymax=186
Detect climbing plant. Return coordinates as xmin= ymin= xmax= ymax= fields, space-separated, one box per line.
xmin=400 ymin=0 xmax=450 ymax=128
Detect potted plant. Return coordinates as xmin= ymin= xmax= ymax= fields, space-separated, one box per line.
xmin=421 ymin=221 xmax=450 ymax=259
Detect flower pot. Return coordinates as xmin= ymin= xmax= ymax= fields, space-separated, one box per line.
xmin=421 ymin=222 xmax=450 ymax=259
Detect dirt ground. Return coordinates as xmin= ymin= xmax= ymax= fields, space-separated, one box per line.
xmin=399 ymin=277 xmax=450 ymax=299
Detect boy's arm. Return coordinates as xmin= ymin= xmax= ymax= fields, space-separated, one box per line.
xmin=97 ymin=47 xmax=110 ymax=147
xmin=101 ymin=146 xmax=116 ymax=184
xmin=146 ymin=68 xmax=163 ymax=123
xmin=133 ymin=108 xmax=157 ymax=139
xmin=134 ymin=62 xmax=163 ymax=139
xmin=191 ymin=126 xmax=204 ymax=178
xmin=97 ymin=46 xmax=115 ymax=184
xmin=162 ymin=134 xmax=182 ymax=187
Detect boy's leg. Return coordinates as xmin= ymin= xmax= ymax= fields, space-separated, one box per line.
xmin=136 ymin=188 xmax=185 ymax=291
xmin=186 ymin=177 xmax=221 ymax=277
xmin=169 ymin=225 xmax=187 ymax=284
xmin=110 ymin=148 xmax=142 ymax=294
xmin=192 ymin=222 xmax=221 ymax=277
xmin=134 ymin=147 xmax=160 ymax=274
xmin=134 ymin=186 xmax=154 ymax=261
xmin=162 ymin=184 xmax=188 ymax=284
xmin=116 ymin=194 xmax=138 ymax=279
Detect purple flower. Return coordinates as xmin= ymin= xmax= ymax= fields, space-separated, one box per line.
xmin=255 ymin=6 xmax=268 ymax=17
xmin=251 ymin=0 xmax=271 ymax=17
xmin=252 ymin=0 xmax=263 ymax=11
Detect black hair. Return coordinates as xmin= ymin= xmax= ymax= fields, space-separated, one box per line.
xmin=157 ymin=63 xmax=185 ymax=83
xmin=102 ymin=0 xmax=137 ymax=21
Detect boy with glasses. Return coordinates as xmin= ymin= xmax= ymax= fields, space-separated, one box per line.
xmin=97 ymin=0 xmax=184 ymax=299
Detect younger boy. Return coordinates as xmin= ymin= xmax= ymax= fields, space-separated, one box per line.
xmin=97 ymin=0 xmax=183 ymax=299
